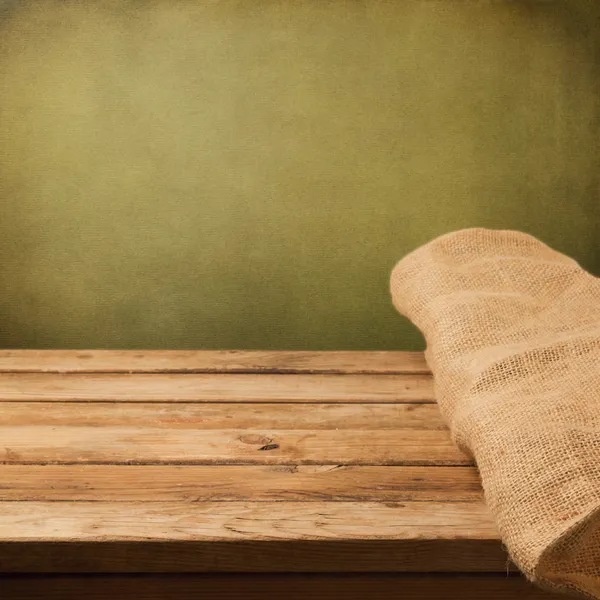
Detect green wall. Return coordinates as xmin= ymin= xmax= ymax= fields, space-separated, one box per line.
xmin=0 ymin=0 xmax=598 ymax=350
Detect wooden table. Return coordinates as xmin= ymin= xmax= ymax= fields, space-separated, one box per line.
xmin=0 ymin=350 xmax=561 ymax=599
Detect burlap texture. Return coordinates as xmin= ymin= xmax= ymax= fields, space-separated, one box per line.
xmin=390 ymin=228 xmax=600 ymax=598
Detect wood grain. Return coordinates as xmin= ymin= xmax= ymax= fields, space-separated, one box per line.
xmin=0 ymin=500 xmax=497 ymax=541
xmin=0 ymin=574 xmax=558 ymax=600
xmin=0 ymin=427 xmax=469 ymax=465
xmin=0 ymin=401 xmax=446 ymax=429
xmin=0 ymin=465 xmax=483 ymax=502
xmin=0 ymin=350 xmax=430 ymax=374
xmin=0 ymin=373 xmax=434 ymax=403
xmin=0 ymin=351 xmax=506 ymax=580
xmin=0 ymin=501 xmax=505 ymax=573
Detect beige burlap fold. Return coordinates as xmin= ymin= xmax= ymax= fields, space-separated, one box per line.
xmin=390 ymin=228 xmax=600 ymax=598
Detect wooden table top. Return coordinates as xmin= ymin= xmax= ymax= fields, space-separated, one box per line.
xmin=0 ymin=350 xmax=506 ymax=574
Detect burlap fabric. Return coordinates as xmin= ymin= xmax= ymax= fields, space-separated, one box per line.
xmin=390 ymin=228 xmax=600 ymax=598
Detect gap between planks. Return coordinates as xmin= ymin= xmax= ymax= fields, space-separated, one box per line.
xmin=0 ymin=350 xmax=430 ymax=374
xmin=0 ymin=373 xmax=434 ymax=403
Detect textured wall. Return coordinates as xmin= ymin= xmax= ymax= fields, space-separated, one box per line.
xmin=0 ymin=0 xmax=598 ymax=350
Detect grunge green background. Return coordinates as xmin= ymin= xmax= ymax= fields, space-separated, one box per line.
xmin=1 ymin=0 xmax=598 ymax=350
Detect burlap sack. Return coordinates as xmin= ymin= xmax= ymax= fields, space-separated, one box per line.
xmin=390 ymin=228 xmax=600 ymax=598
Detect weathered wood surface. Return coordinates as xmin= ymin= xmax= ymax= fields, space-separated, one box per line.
xmin=0 ymin=501 xmax=496 ymax=541
xmin=0 ymin=465 xmax=482 ymax=502
xmin=0 ymin=350 xmax=430 ymax=374
xmin=0 ymin=502 xmax=504 ymax=572
xmin=0 ymin=373 xmax=434 ymax=403
xmin=0 ymin=401 xmax=446 ymax=429
xmin=0 ymin=426 xmax=469 ymax=465
xmin=0 ymin=351 xmax=514 ymax=578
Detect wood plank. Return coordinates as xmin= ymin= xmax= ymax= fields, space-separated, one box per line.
xmin=0 ymin=350 xmax=430 ymax=374
xmin=0 ymin=574 xmax=557 ymax=600
xmin=0 ymin=373 xmax=434 ymax=403
xmin=0 ymin=402 xmax=446 ymax=429
xmin=0 ymin=501 xmax=497 ymax=541
xmin=0 ymin=427 xmax=470 ymax=465
xmin=0 ymin=465 xmax=483 ymax=502
xmin=0 ymin=502 xmax=500 ymax=575
xmin=0 ymin=539 xmax=512 ymax=574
